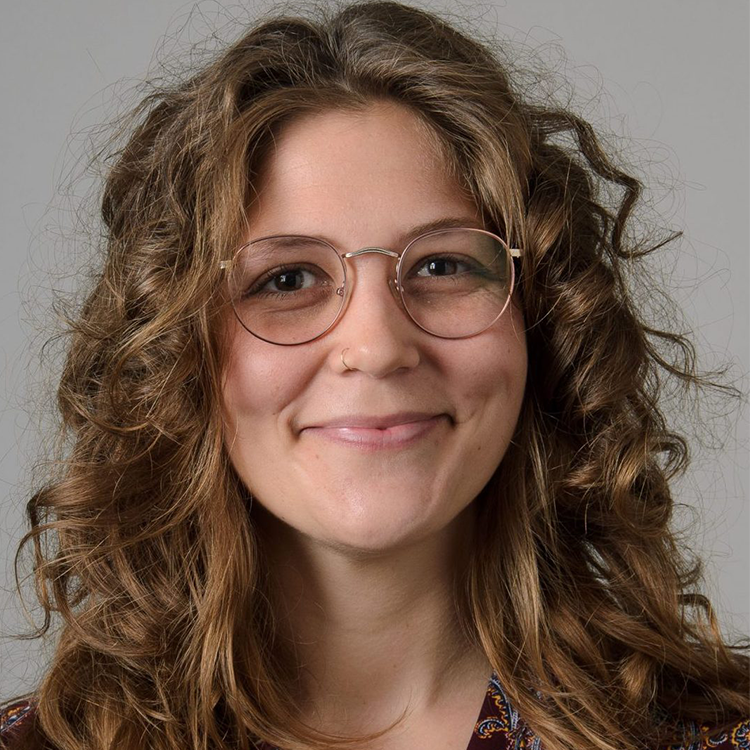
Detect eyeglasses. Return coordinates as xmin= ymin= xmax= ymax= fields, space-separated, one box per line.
xmin=219 ymin=227 xmax=522 ymax=346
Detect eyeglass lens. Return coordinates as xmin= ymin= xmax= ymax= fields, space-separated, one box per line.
xmin=225 ymin=229 xmax=513 ymax=345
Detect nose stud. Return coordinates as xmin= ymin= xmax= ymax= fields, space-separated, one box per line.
xmin=341 ymin=347 xmax=354 ymax=371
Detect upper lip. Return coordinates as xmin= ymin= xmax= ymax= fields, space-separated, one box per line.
xmin=303 ymin=411 xmax=445 ymax=430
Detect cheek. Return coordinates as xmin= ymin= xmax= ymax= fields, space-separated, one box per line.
xmin=478 ymin=308 xmax=527 ymax=400
xmin=221 ymin=335 xmax=286 ymax=439
xmin=465 ymin=313 xmax=527 ymax=448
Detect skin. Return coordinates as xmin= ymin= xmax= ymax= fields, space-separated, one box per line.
xmin=221 ymin=101 xmax=527 ymax=748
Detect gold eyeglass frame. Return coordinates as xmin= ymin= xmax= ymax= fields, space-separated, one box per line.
xmin=219 ymin=227 xmax=522 ymax=346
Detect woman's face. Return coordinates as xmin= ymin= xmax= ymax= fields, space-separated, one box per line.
xmin=221 ymin=101 xmax=527 ymax=555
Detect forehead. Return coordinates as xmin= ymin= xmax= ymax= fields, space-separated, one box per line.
xmin=245 ymin=102 xmax=479 ymax=243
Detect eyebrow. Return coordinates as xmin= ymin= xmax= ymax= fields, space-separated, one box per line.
xmin=397 ymin=216 xmax=486 ymax=245
xmin=249 ymin=216 xmax=487 ymax=251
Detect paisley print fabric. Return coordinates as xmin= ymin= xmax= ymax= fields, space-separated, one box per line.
xmin=467 ymin=673 xmax=543 ymax=749
xmin=662 ymin=719 xmax=750 ymax=750
xmin=1 ymin=678 xmax=748 ymax=749
xmin=0 ymin=699 xmax=35 ymax=745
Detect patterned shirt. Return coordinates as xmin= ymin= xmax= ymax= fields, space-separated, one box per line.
xmin=2 ymin=673 xmax=748 ymax=749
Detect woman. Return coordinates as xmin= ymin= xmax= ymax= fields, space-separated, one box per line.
xmin=1 ymin=2 xmax=747 ymax=749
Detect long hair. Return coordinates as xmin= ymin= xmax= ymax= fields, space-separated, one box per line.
xmin=7 ymin=2 xmax=748 ymax=749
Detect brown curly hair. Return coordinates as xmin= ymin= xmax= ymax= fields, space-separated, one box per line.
xmin=7 ymin=2 xmax=748 ymax=749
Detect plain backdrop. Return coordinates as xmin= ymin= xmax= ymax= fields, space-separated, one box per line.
xmin=1 ymin=0 xmax=748 ymax=701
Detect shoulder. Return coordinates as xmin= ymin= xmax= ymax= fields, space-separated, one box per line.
xmin=0 ymin=699 xmax=36 ymax=747
xmin=664 ymin=718 xmax=750 ymax=750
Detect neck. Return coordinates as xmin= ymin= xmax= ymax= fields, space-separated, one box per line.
xmin=256 ymin=503 xmax=489 ymax=732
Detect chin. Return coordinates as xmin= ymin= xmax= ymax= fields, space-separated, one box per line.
xmin=311 ymin=504 xmax=455 ymax=559
xmin=318 ymin=528 xmax=427 ymax=559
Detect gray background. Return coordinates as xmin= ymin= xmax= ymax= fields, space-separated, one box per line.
xmin=1 ymin=1 xmax=748 ymax=700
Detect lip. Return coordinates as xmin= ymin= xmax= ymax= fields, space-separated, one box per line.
xmin=301 ymin=413 xmax=448 ymax=450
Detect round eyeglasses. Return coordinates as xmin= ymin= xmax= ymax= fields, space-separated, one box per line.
xmin=220 ymin=227 xmax=522 ymax=346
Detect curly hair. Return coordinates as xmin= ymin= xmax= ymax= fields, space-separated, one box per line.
xmin=7 ymin=2 xmax=748 ymax=749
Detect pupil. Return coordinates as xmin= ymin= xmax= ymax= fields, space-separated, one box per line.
xmin=276 ymin=271 xmax=301 ymax=291
xmin=429 ymin=259 xmax=455 ymax=275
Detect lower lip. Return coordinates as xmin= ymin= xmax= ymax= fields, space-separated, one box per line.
xmin=302 ymin=415 xmax=447 ymax=450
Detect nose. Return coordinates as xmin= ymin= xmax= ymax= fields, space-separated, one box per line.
xmin=330 ymin=253 xmax=421 ymax=377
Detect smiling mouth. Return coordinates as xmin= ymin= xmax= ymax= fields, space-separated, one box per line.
xmin=301 ymin=415 xmax=447 ymax=450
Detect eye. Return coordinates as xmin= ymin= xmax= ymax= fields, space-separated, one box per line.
xmin=411 ymin=254 xmax=480 ymax=279
xmin=244 ymin=265 xmax=330 ymax=298
xmin=264 ymin=268 xmax=311 ymax=294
